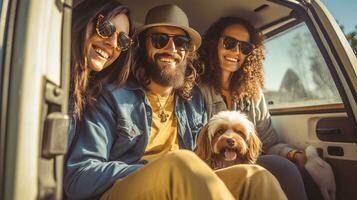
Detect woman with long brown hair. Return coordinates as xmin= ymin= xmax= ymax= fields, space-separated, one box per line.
xmin=65 ymin=0 xmax=134 ymax=198
xmin=68 ymin=0 xmax=134 ymax=144
xmin=199 ymin=16 xmax=309 ymax=200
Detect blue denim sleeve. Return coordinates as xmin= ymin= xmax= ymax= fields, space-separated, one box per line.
xmin=193 ymin=86 xmax=208 ymax=149
xmin=67 ymin=116 xmax=76 ymax=150
xmin=197 ymin=85 xmax=208 ymax=127
xmin=64 ymin=91 xmax=143 ymax=199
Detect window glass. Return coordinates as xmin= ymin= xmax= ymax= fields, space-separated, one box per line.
xmin=321 ymin=0 xmax=357 ymax=55
xmin=263 ymin=23 xmax=342 ymax=109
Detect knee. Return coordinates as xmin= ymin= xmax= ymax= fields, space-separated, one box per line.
xmin=235 ymin=164 xmax=281 ymax=186
xmin=225 ymin=164 xmax=281 ymax=188
xmin=164 ymin=150 xmax=219 ymax=183
xmin=257 ymin=155 xmax=305 ymax=190
xmin=250 ymin=165 xmax=278 ymax=182
xmin=230 ymin=164 xmax=269 ymax=176
xmin=168 ymin=150 xmax=200 ymax=161
xmin=165 ymin=150 xmax=207 ymax=170
xmin=257 ymin=155 xmax=299 ymax=174
xmin=247 ymin=168 xmax=287 ymax=199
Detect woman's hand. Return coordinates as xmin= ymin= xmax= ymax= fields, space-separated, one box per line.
xmin=293 ymin=151 xmax=307 ymax=167
xmin=287 ymin=149 xmax=307 ymax=167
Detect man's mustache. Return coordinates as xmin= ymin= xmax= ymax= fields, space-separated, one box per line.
xmin=154 ymin=53 xmax=181 ymax=62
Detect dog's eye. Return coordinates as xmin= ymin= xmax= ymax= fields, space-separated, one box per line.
xmin=216 ymin=129 xmax=225 ymax=135
xmin=236 ymin=131 xmax=246 ymax=139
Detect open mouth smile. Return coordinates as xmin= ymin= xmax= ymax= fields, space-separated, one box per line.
xmin=224 ymin=56 xmax=239 ymax=63
xmin=221 ymin=147 xmax=238 ymax=161
xmin=93 ymin=45 xmax=110 ymax=59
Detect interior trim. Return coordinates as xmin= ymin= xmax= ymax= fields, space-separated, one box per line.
xmin=270 ymin=103 xmax=345 ymax=115
xmin=0 ymin=0 xmax=16 ymax=198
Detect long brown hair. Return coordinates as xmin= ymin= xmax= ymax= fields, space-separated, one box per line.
xmin=71 ymin=0 xmax=133 ymax=119
xmin=200 ymin=17 xmax=265 ymax=101
xmin=133 ymin=29 xmax=201 ymax=100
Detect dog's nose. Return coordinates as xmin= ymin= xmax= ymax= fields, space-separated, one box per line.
xmin=227 ymin=138 xmax=235 ymax=147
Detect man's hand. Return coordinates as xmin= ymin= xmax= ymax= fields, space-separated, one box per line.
xmin=304 ymin=145 xmax=336 ymax=200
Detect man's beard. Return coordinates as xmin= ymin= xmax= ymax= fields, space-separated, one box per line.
xmin=146 ymin=53 xmax=187 ymax=89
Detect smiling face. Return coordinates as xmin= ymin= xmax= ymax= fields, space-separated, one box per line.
xmin=200 ymin=111 xmax=261 ymax=167
xmin=85 ymin=13 xmax=129 ymax=72
xmin=210 ymin=119 xmax=251 ymax=162
xmin=144 ymin=26 xmax=188 ymax=88
xmin=217 ymin=24 xmax=250 ymax=74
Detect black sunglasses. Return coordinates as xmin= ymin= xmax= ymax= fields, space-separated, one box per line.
xmin=95 ymin=14 xmax=133 ymax=51
xmin=222 ymin=36 xmax=254 ymax=55
xmin=149 ymin=33 xmax=191 ymax=50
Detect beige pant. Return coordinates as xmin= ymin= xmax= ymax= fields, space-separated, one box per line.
xmin=100 ymin=150 xmax=287 ymax=200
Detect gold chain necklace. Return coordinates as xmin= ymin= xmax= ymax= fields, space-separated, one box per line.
xmin=155 ymin=93 xmax=173 ymax=123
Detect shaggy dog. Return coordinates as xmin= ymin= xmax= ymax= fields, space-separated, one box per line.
xmin=195 ymin=111 xmax=261 ymax=169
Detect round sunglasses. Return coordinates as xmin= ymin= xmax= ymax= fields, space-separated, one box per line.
xmin=148 ymin=33 xmax=191 ymax=50
xmin=222 ymin=36 xmax=254 ymax=55
xmin=95 ymin=14 xmax=133 ymax=51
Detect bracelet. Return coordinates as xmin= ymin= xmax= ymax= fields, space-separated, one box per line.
xmin=287 ymin=150 xmax=302 ymax=161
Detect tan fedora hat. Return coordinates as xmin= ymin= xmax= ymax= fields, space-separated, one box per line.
xmin=135 ymin=4 xmax=201 ymax=51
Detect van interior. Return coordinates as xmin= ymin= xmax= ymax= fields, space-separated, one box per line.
xmin=1 ymin=0 xmax=356 ymax=199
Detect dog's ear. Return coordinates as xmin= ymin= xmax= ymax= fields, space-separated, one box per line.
xmin=246 ymin=129 xmax=262 ymax=164
xmin=195 ymin=124 xmax=212 ymax=161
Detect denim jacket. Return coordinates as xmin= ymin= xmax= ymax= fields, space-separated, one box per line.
xmin=64 ymin=79 xmax=207 ymax=199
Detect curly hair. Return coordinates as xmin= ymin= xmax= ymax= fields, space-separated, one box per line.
xmin=133 ymin=29 xmax=201 ymax=100
xmin=200 ymin=16 xmax=265 ymax=101
xmin=71 ymin=0 xmax=134 ymax=119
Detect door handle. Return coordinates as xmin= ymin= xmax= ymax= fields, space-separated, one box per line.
xmin=316 ymin=128 xmax=341 ymax=135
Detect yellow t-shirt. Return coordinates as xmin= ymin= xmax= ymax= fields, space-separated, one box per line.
xmin=141 ymin=92 xmax=179 ymax=161
xmin=221 ymin=89 xmax=233 ymax=110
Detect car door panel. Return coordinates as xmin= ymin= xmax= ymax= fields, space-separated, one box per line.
xmin=271 ymin=112 xmax=357 ymax=200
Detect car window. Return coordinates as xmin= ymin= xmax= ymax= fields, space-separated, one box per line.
xmin=263 ymin=22 xmax=342 ymax=109
xmin=321 ymin=0 xmax=357 ymax=55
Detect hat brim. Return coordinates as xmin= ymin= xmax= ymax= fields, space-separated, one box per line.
xmin=134 ymin=23 xmax=201 ymax=51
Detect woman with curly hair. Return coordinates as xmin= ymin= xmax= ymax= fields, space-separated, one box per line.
xmin=199 ymin=16 xmax=308 ymax=200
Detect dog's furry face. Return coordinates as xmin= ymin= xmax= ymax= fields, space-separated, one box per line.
xmin=195 ymin=111 xmax=262 ymax=169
